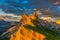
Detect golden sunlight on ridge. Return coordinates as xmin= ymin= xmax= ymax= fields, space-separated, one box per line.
xmin=10 ymin=13 xmax=45 ymax=40
xmin=56 ymin=20 xmax=60 ymax=25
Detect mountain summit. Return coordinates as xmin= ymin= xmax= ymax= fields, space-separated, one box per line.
xmin=10 ymin=13 xmax=45 ymax=40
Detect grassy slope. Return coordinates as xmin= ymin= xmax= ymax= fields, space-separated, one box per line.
xmin=24 ymin=20 xmax=60 ymax=40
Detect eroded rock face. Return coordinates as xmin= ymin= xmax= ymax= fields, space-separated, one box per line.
xmin=10 ymin=13 xmax=45 ymax=40
xmin=10 ymin=26 xmax=45 ymax=40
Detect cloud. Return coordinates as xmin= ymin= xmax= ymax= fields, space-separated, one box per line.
xmin=0 ymin=11 xmax=21 ymax=22
xmin=0 ymin=0 xmax=60 ymax=16
xmin=43 ymin=8 xmax=60 ymax=17
xmin=43 ymin=8 xmax=52 ymax=13
xmin=53 ymin=1 xmax=60 ymax=5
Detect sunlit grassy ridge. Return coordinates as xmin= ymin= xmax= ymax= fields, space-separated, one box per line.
xmin=24 ymin=19 xmax=60 ymax=40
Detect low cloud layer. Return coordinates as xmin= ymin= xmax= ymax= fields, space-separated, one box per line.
xmin=0 ymin=11 xmax=21 ymax=22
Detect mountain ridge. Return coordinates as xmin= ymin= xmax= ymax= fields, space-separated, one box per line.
xmin=0 ymin=12 xmax=60 ymax=40
xmin=10 ymin=13 xmax=46 ymax=40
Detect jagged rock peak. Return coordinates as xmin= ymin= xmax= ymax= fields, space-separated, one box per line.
xmin=30 ymin=13 xmax=38 ymax=20
xmin=10 ymin=13 xmax=45 ymax=40
xmin=20 ymin=13 xmax=35 ymax=26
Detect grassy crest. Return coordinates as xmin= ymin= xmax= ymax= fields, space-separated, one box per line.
xmin=24 ymin=19 xmax=60 ymax=40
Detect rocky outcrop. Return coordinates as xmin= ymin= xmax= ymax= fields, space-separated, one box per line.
xmin=10 ymin=13 xmax=45 ymax=40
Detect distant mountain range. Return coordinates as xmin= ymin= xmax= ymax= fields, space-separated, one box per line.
xmin=0 ymin=20 xmax=18 ymax=35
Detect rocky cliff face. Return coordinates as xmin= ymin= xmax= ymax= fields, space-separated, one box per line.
xmin=10 ymin=13 xmax=45 ymax=40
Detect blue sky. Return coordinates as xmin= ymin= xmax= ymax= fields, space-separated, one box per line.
xmin=0 ymin=0 xmax=60 ymax=16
